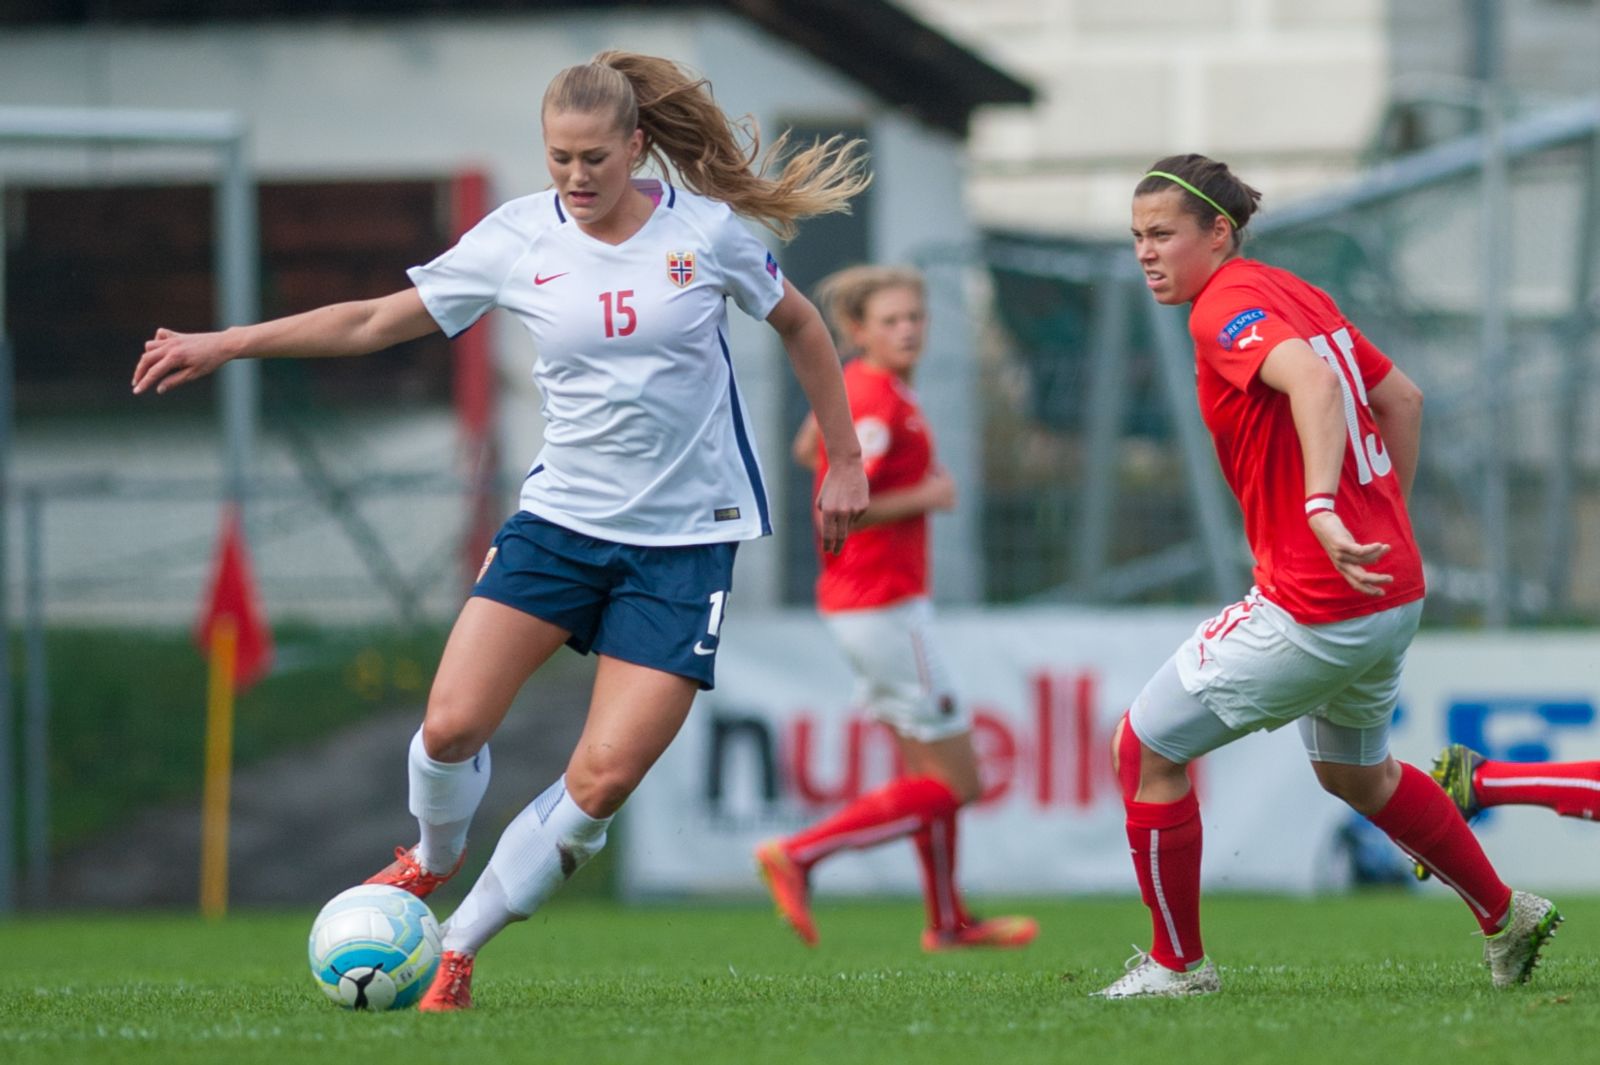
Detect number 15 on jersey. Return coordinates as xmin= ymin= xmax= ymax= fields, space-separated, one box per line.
xmin=599 ymin=290 xmax=637 ymax=338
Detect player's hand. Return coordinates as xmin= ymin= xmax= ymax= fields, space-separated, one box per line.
xmin=815 ymin=457 xmax=868 ymax=555
xmin=1308 ymin=510 xmax=1393 ymax=596
xmin=133 ymin=328 xmax=233 ymax=395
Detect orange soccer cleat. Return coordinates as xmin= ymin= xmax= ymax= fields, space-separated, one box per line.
xmin=364 ymin=845 xmax=466 ymax=900
xmin=417 ymin=950 xmax=475 ymax=1012
xmin=921 ymin=915 xmax=1039 ymax=952
xmin=755 ymin=840 xmax=818 ymax=947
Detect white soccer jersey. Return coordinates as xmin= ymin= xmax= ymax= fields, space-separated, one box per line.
xmin=407 ymin=180 xmax=784 ymax=546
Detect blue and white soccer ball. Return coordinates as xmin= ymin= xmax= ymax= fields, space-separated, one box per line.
xmin=308 ymin=884 xmax=443 ymax=1010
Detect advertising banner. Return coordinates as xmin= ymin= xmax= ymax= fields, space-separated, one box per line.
xmin=622 ymin=609 xmax=1600 ymax=900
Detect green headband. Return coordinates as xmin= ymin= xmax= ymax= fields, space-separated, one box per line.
xmin=1144 ymin=171 xmax=1238 ymax=229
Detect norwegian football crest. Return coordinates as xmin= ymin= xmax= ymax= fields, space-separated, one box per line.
xmin=666 ymin=251 xmax=696 ymax=288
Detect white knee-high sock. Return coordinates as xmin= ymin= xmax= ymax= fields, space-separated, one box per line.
xmin=441 ymin=776 xmax=610 ymax=955
xmin=407 ymin=728 xmax=491 ymax=875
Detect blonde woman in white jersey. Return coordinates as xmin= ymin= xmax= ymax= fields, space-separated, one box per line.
xmin=133 ymin=51 xmax=870 ymax=1012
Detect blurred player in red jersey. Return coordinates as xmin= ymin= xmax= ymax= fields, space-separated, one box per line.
xmin=1098 ymin=154 xmax=1561 ymax=998
xmin=755 ymin=265 xmax=1038 ymax=953
xmin=1412 ymin=744 xmax=1600 ymax=882
xmin=1420 ymin=743 xmax=1600 ymax=839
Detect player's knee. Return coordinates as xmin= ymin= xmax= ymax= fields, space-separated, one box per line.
xmin=419 ymin=705 xmax=490 ymax=763
xmin=1314 ymin=760 xmax=1398 ymax=817
xmin=565 ymin=761 xmax=640 ymax=818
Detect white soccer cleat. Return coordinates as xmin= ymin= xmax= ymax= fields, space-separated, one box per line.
xmin=1093 ymin=948 xmax=1221 ymax=999
xmin=1484 ymin=890 xmax=1562 ymax=989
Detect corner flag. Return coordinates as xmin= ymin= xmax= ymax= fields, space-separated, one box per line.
xmin=195 ymin=505 xmax=272 ymax=919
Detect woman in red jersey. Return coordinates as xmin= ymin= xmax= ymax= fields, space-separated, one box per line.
xmin=1098 ymin=154 xmax=1560 ymax=998
xmin=755 ymin=265 xmax=1037 ymax=952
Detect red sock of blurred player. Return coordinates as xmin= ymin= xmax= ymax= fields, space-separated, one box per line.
xmin=784 ymin=776 xmax=961 ymax=874
xmin=1475 ymin=759 xmax=1600 ymax=819
xmin=1118 ymin=716 xmax=1206 ymax=972
xmin=913 ymin=811 xmax=972 ymax=932
xmin=1369 ymin=762 xmax=1513 ymax=933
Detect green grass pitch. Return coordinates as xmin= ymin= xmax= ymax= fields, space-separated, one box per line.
xmin=3 ymin=894 xmax=1597 ymax=1065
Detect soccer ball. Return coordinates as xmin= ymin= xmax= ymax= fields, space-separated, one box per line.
xmin=308 ymin=884 xmax=443 ymax=1010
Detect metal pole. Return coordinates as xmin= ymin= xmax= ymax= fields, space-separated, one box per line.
xmin=1144 ymin=298 xmax=1243 ymax=602
xmin=1541 ymin=132 xmax=1600 ymax=617
xmin=0 ymin=349 xmax=14 ymax=917
xmin=0 ymin=177 xmax=16 ymax=914
xmin=1479 ymin=84 xmax=1512 ymax=627
xmin=1074 ymin=277 xmax=1131 ymax=594
xmin=22 ymin=487 xmax=48 ymax=906
xmin=216 ymin=135 xmax=260 ymax=509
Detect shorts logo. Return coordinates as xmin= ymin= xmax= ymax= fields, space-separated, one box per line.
xmin=476 ymin=546 xmax=498 ymax=582
xmin=713 ymin=507 xmax=741 ymax=522
xmin=1217 ymin=309 xmax=1267 ymax=350
xmin=667 ymin=251 xmax=696 ymax=288
xmin=692 ymin=641 xmax=717 ymax=656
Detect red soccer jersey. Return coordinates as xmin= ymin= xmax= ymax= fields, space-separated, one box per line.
xmin=1187 ymin=258 xmax=1426 ymax=623
xmin=815 ymin=360 xmax=932 ymax=612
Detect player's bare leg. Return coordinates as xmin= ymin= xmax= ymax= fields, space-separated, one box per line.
xmin=419 ymin=658 xmax=697 ymax=1011
xmin=1314 ymin=754 xmax=1561 ymax=987
xmin=369 ymin=598 xmax=570 ymax=898
xmin=900 ymin=733 xmax=1037 ymax=952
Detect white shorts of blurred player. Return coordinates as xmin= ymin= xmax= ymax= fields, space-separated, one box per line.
xmin=822 ymin=596 xmax=971 ymax=743
xmin=1130 ymin=587 xmax=1425 ymax=768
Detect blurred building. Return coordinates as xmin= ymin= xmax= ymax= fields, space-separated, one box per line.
xmin=901 ymin=0 xmax=1600 ymax=233
xmin=0 ymin=1 xmax=1032 ymax=620
xmin=900 ymin=0 xmax=1391 ymax=234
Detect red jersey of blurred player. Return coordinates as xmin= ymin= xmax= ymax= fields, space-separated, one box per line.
xmin=1188 ymin=258 xmax=1425 ymax=622
xmin=813 ymin=358 xmax=932 ymax=611
xmin=756 ymin=266 xmax=1036 ymax=954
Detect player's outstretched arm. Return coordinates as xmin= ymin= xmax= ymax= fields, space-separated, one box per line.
xmin=133 ymin=288 xmax=439 ymax=396
xmin=767 ymin=280 xmax=866 ymax=552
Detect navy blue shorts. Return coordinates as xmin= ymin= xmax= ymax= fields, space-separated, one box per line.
xmin=471 ymin=511 xmax=738 ymax=690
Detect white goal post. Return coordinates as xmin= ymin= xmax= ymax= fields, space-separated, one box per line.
xmin=0 ymin=105 xmax=262 ymax=914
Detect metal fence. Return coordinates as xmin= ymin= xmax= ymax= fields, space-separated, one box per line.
xmin=963 ymin=98 xmax=1600 ymax=625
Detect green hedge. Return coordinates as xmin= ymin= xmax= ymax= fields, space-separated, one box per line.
xmin=7 ymin=623 xmax=449 ymax=852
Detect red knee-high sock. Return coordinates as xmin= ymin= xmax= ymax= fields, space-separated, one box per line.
xmin=1125 ymin=793 xmax=1205 ymax=972
xmin=1370 ymin=762 xmax=1513 ymax=933
xmin=784 ymin=776 xmax=961 ymax=870
xmin=1476 ymin=759 xmax=1600 ymax=819
xmin=1118 ymin=716 xmax=1205 ymax=972
xmin=913 ymin=811 xmax=972 ymax=932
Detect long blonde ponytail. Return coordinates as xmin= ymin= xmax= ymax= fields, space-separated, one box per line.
xmin=543 ymin=51 xmax=872 ymax=240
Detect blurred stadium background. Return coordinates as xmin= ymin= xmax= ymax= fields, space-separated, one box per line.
xmin=1 ymin=0 xmax=1598 ymax=921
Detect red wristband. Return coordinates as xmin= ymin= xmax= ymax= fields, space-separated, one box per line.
xmin=1305 ymin=493 xmax=1336 ymax=517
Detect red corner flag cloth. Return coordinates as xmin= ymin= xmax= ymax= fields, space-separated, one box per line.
xmin=195 ymin=505 xmax=273 ymax=691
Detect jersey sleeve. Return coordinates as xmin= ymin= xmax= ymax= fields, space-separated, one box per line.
xmin=707 ymin=207 xmax=785 ymax=320
xmin=847 ymin=376 xmax=902 ymax=485
xmin=1188 ymin=281 xmax=1302 ymax=392
xmin=1348 ymin=325 xmax=1395 ymax=392
xmin=405 ymin=201 xmax=532 ymax=338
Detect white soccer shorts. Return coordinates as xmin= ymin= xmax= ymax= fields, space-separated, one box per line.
xmin=822 ymin=597 xmax=970 ymax=743
xmin=1130 ymin=588 xmax=1425 ymax=767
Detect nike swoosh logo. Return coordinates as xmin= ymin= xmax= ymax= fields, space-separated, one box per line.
xmin=692 ymin=641 xmax=716 ymax=656
xmin=534 ymin=272 xmax=569 ymax=285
